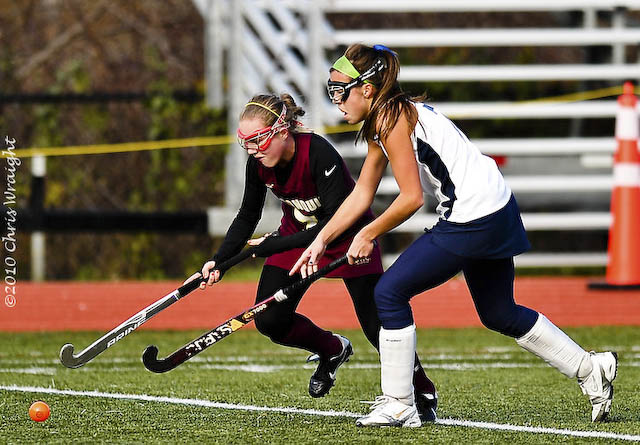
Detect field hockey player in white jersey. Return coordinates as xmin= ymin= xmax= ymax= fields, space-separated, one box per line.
xmin=291 ymin=43 xmax=617 ymax=427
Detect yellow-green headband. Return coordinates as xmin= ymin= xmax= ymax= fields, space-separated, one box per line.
xmin=245 ymin=102 xmax=280 ymax=118
xmin=332 ymin=55 xmax=361 ymax=79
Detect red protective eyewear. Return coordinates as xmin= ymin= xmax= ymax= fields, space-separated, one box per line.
xmin=237 ymin=105 xmax=288 ymax=152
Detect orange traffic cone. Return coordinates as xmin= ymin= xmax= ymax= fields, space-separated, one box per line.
xmin=591 ymin=82 xmax=640 ymax=289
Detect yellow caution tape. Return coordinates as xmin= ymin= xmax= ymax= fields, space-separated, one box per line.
xmin=4 ymin=84 xmax=629 ymax=159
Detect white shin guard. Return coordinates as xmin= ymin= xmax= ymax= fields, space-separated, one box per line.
xmin=380 ymin=325 xmax=416 ymax=405
xmin=516 ymin=313 xmax=589 ymax=378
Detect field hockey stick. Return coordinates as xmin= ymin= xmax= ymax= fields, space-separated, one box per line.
xmin=59 ymin=248 xmax=258 ymax=369
xmin=142 ymin=254 xmax=349 ymax=373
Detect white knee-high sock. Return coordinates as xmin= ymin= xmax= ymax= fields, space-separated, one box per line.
xmin=380 ymin=325 xmax=416 ymax=405
xmin=516 ymin=313 xmax=590 ymax=378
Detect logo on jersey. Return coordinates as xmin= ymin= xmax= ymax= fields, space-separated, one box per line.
xmin=324 ymin=165 xmax=337 ymax=177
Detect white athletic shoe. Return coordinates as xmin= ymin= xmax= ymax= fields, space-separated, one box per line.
xmin=356 ymin=396 xmax=422 ymax=428
xmin=578 ymin=351 xmax=618 ymax=422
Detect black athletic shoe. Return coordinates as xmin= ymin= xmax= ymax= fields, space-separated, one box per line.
xmin=415 ymin=391 xmax=438 ymax=422
xmin=308 ymin=334 xmax=353 ymax=398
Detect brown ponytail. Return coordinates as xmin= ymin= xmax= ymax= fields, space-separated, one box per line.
xmin=341 ymin=44 xmax=425 ymax=143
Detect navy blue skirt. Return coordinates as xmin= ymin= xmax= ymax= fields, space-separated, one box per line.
xmin=429 ymin=194 xmax=530 ymax=259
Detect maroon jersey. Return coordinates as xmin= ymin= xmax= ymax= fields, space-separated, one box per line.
xmin=256 ymin=133 xmax=382 ymax=278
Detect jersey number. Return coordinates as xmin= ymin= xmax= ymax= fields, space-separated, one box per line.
xmin=293 ymin=208 xmax=318 ymax=230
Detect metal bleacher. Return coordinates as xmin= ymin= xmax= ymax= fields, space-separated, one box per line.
xmin=194 ymin=0 xmax=640 ymax=267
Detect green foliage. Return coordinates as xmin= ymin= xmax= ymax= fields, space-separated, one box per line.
xmin=1 ymin=327 xmax=639 ymax=443
xmin=32 ymin=105 xmax=63 ymax=148
xmin=80 ymin=106 xmax=110 ymax=139
xmin=56 ymin=59 xmax=91 ymax=94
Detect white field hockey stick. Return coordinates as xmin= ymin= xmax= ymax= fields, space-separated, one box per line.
xmin=59 ymin=248 xmax=258 ymax=368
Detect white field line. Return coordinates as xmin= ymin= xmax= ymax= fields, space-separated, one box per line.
xmin=0 ymin=362 xmax=550 ymax=375
xmin=0 ymin=367 xmax=56 ymax=375
xmin=0 ymin=354 xmax=515 ymax=365
xmin=435 ymin=418 xmax=640 ymax=442
xmin=195 ymin=361 xmax=640 ymax=373
xmin=0 ymin=384 xmax=359 ymax=418
xmin=0 ymin=353 xmax=520 ymax=365
xmin=197 ymin=362 xmax=549 ymax=373
xmin=4 ymin=346 xmax=640 ymax=364
xmin=7 ymin=361 xmax=640 ymax=375
xmin=1 ymin=385 xmax=639 ymax=442
xmin=7 ymin=352 xmax=640 ymax=366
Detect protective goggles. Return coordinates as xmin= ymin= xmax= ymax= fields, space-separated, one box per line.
xmin=236 ymin=104 xmax=288 ymax=152
xmin=327 ymin=57 xmax=386 ymax=104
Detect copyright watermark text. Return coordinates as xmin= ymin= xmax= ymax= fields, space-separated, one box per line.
xmin=3 ymin=136 xmax=19 ymax=308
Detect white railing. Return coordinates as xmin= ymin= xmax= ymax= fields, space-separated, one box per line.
xmin=328 ymin=102 xmax=620 ymax=123
xmin=382 ymin=252 xmax=609 ymax=269
xmin=377 ymin=175 xmax=613 ymax=195
xmin=384 ymin=212 xmax=612 ymax=233
xmin=399 ymin=65 xmax=640 ymax=82
xmin=332 ymin=29 xmax=640 ymax=48
xmin=336 ymin=137 xmax=616 ymax=158
xmin=318 ymin=0 xmax=640 ymax=12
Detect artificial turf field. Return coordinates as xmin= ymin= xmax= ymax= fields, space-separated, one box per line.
xmin=1 ymin=327 xmax=640 ymax=444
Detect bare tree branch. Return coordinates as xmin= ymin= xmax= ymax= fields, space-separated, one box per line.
xmin=102 ymin=2 xmax=191 ymax=79
xmin=16 ymin=0 xmax=110 ymax=80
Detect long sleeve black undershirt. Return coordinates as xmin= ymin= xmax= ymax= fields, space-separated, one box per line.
xmin=212 ymin=133 xmax=352 ymax=264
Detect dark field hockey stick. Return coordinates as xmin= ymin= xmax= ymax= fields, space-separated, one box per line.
xmin=142 ymin=255 xmax=349 ymax=373
xmin=59 ymin=248 xmax=257 ymax=369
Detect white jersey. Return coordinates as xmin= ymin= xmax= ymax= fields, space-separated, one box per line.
xmin=377 ymin=102 xmax=511 ymax=224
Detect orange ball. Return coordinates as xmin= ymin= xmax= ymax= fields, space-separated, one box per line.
xmin=29 ymin=401 xmax=50 ymax=422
